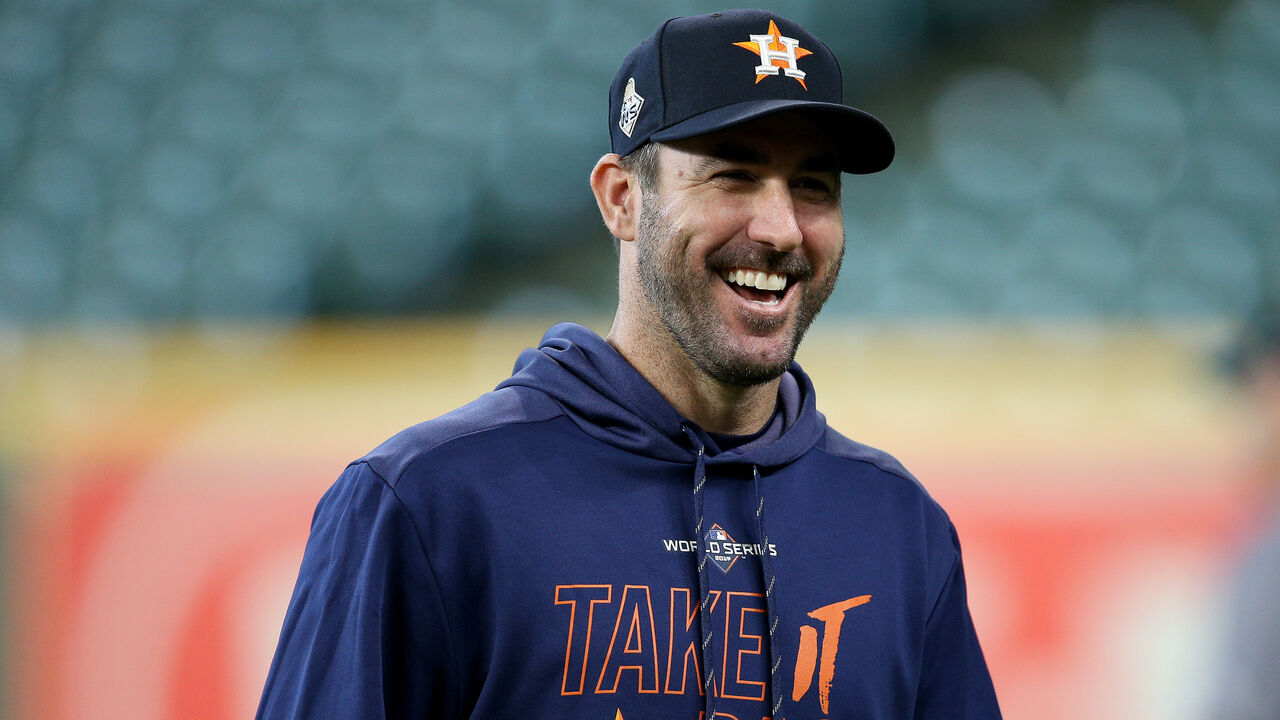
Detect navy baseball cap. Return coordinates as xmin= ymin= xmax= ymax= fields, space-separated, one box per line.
xmin=609 ymin=9 xmax=895 ymax=174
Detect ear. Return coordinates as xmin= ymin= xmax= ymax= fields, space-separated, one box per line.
xmin=590 ymin=153 xmax=639 ymax=242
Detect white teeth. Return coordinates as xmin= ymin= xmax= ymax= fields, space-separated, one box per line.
xmin=723 ymin=268 xmax=788 ymax=292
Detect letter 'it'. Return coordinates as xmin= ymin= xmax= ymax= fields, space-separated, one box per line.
xmin=791 ymin=595 xmax=871 ymax=714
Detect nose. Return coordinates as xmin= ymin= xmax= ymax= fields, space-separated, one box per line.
xmin=745 ymin=180 xmax=803 ymax=253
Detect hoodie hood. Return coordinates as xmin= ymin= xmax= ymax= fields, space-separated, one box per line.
xmin=496 ymin=322 xmax=828 ymax=468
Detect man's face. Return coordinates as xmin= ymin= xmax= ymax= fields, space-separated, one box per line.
xmin=632 ymin=112 xmax=845 ymax=387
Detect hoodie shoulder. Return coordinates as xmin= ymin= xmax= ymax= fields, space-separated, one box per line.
xmin=816 ymin=429 xmax=961 ymax=584
xmin=816 ymin=427 xmax=927 ymax=492
xmin=360 ymin=386 xmax=565 ymax=485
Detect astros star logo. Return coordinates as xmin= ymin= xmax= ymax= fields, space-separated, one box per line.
xmin=733 ymin=19 xmax=813 ymax=89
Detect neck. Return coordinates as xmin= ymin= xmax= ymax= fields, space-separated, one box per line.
xmin=605 ymin=308 xmax=780 ymax=436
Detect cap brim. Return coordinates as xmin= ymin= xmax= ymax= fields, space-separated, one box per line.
xmin=649 ymin=99 xmax=895 ymax=174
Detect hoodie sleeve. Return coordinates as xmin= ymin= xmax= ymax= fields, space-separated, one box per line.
xmin=914 ymin=524 xmax=1003 ymax=720
xmin=255 ymin=461 xmax=460 ymax=720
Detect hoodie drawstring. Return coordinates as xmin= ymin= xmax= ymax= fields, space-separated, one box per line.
xmin=682 ymin=425 xmax=719 ymax=720
xmin=755 ymin=465 xmax=785 ymax=720
xmin=683 ymin=427 xmax=785 ymax=720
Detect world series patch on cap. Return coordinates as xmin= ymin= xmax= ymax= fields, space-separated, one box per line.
xmin=608 ymin=8 xmax=895 ymax=174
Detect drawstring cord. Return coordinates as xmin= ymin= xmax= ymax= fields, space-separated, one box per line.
xmin=682 ymin=425 xmax=719 ymax=720
xmin=683 ymin=428 xmax=785 ymax=720
xmin=755 ymin=466 xmax=785 ymax=720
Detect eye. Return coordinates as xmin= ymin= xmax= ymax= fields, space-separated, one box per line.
xmin=793 ymin=176 xmax=837 ymax=199
xmin=713 ymin=169 xmax=755 ymax=183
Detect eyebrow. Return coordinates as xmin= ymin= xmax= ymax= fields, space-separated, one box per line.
xmin=703 ymin=141 xmax=766 ymax=166
xmin=693 ymin=140 xmax=841 ymax=176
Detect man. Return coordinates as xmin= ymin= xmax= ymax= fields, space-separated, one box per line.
xmin=256 ymin=10 xmax=1001 ymax=720
xmin=1210 ymin=301 xmax=1280 ymax=720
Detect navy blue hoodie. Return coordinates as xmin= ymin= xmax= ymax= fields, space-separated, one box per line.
xmin=256 ymin=323 xmax=1001 ymax=720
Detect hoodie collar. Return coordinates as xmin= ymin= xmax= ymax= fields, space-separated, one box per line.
xmin=497 ymin=322 xmax=827 ymax=467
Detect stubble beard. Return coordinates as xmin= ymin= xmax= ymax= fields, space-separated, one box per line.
xmin=634 ymin=194 xmax=843 ymax=388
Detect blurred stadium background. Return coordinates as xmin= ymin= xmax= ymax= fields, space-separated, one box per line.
xmin=0 ymin=0 xmax=1277 ymax=718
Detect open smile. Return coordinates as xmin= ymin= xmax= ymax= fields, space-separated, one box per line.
xmin=719 ymin=267 xmax=791 ymax=306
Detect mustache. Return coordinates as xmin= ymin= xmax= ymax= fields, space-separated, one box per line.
xmin=706 ymin=246 xmax=814 ymax=280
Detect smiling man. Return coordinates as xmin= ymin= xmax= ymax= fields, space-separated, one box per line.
xmin=598 ymin=113 xmax=848 ymax=433
xmin=257 ymin=10 xmax=1001 ymax=720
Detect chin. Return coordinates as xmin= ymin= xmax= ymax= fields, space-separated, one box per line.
xmin=696 ymin=335 xmax=798 ymax=387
